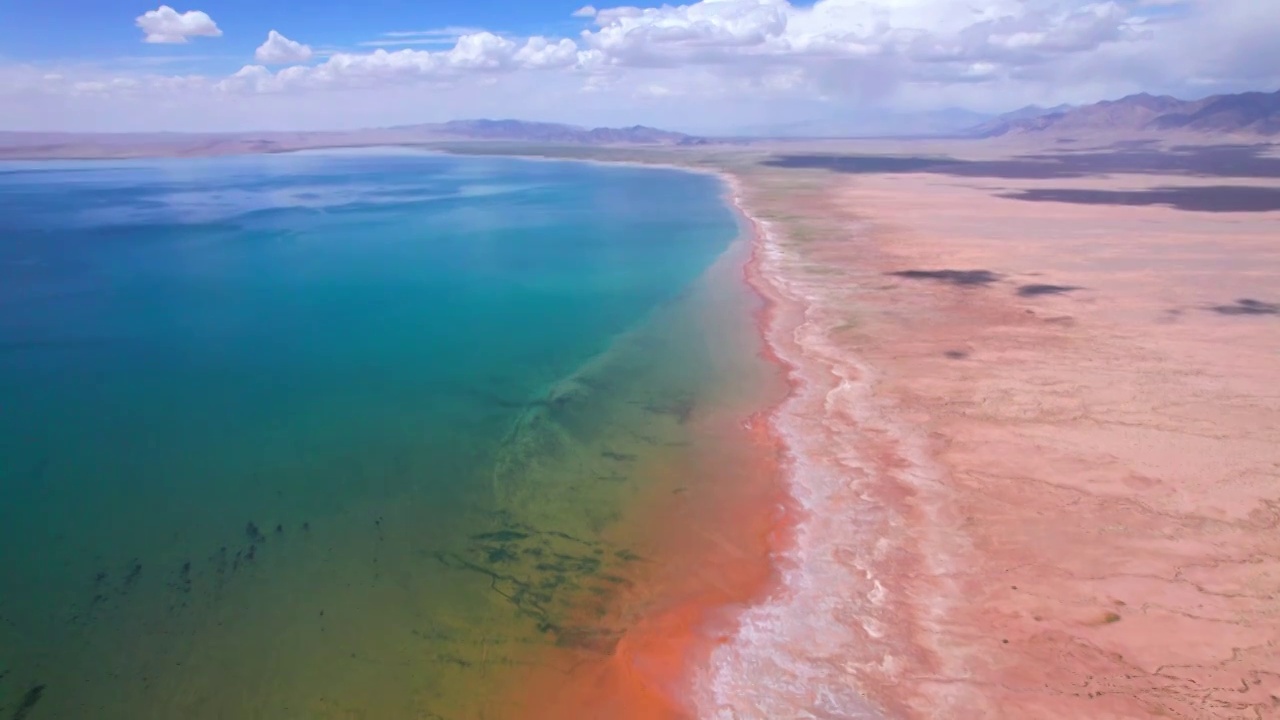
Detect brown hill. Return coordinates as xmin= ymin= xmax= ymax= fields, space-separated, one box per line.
xmin=974 ymin=90 xmax=1280 ymax=138
xmin=1149 ymin=91 xmax=1280 ymax=135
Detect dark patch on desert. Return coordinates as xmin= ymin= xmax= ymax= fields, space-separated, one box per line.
xmin=888 ymin=269 xmax=1002 ymax=286
xmin=1016 ymin=284 xmax=1080 ymax=297
xmin=762 ymin=143 xmax=1280 ymax=180
xmin=1209 ymin=298 xmax=1279 ymax=315
xmin=1001 ymin=185 xmax=1280 ymax=212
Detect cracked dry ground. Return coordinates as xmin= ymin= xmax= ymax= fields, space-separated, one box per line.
xmin=740 ymin=165 xmax=1280 ymax=719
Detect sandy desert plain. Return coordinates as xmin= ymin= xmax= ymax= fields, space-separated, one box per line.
xmin=7 ymin=132 xmax=1280 ymax=718
xmin=739 ymin=137 xmax=1280 ymax=720
xmin=459 ymin=135 xmax=1280 ymax=719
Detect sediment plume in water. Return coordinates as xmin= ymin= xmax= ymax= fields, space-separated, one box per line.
xmin=490 ymin=216 xmax=794 ymax=719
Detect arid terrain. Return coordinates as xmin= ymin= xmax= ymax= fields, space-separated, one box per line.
xmin=724 ymin=138 xmax=1280 ymax=719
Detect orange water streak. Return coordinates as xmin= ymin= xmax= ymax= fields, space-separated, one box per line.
xmin=495 ymin=192 xmax=798 ymax=720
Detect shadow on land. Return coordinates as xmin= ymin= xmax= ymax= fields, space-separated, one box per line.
xmin=1210 ymin=299 xmax=1279 ymax=316
xmin=889 ymin=272 xmax=1086 ymax=301
xmin=1017 ymin=284 xmax=1081 ymax=297
xmin=760 ymin=142 xmax=1280 ymax=180
xmin=1000 ymin=186 xmax=1280 ymax=212
xmin=888 ymin=269 xmax=1001 ymax=286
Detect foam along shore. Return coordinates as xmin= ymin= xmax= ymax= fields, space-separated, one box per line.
xmin=699 ymin=144 xmax=1280 ymax=720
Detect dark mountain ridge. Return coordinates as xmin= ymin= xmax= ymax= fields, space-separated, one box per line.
xmin=973 ymin=89 xmax=1280 ymax=138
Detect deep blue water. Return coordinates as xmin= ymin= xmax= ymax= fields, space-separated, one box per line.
xmin=0 ymin=150 xmax=738 ymax=719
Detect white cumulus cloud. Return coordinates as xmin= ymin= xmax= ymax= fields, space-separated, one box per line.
xmin=220 ymin=31 xmax=588 ymax=92
xmin=576 ymin=0 xmax=1140 ymax=73
xmin=255 ymin=30 xmax=314 ymax=64
xmin=515 ymin=37 xmax=581 ymax=69
xmin=135 ymin=5 xmax=222 ymax=44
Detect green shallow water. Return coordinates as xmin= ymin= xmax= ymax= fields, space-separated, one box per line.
xmin=0 ymin=150 xmax=744 ymax=719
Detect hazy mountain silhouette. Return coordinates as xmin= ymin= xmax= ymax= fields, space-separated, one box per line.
xmin=973 ymin=90 xmax=1280 ymax=138
xmin=0 ymin=120 xmax=705 ymax=159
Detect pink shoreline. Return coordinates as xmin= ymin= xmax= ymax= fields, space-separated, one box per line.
xmin=688 ymin=174 xmax=898 ymax=718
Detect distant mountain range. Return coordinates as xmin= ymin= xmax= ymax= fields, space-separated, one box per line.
xmin=429 ymin=119 xmax=704 ymax=145
xmin=738 ymin=90 xmax=1279 ymax=139
xmin=3 ymin=89 xmax=1279 ymax=160
xmin=733 ymin=107 xmax=993 ymax=138
xmin=971 ymin=89 xmax=1280 ymax=138
xmin=987 ymin=104 xmax=1076 ymax=124
xmin=0 ymin=120 xmax=704 ymax=159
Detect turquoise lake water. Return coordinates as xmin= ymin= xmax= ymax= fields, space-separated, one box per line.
xmin=0 ymin=150 xmax=740 ymax=719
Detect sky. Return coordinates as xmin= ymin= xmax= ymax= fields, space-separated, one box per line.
xmin=0 ymin=0 xmax=1277 ymax=133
